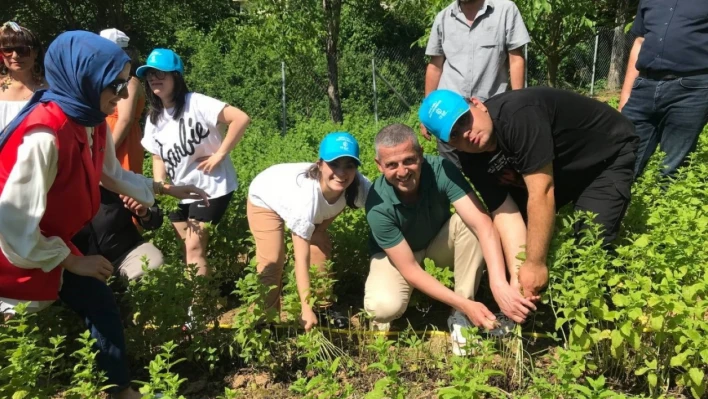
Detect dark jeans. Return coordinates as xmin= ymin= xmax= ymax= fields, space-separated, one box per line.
xmin=510 ymin=140 xmax=638 ymax=246
xmin=58 ymin=271 xmax=131 ymax=393
xmin=622 ymin=73 xmax=708 ymax=179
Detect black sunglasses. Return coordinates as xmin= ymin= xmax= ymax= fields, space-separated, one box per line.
xmin=0 ymin=46 xmax=32 ymax=58
xmin=106 ymin=76 xmax=132 ymax=95
xmin=145 ymin=69 xmax=167 ymax=80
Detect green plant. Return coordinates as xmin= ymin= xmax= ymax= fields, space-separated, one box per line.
xmin=437 ymin=327 xmax=505 ymax=399
xmin=231 ymin=260 xmax=279 ymax=368
xmin=0 ymin=303 xmax=66 ymax=398
xmin=64 ymin=330 xmax=114 ymax=398
xmin=365 ymin=335 xmax=406 ymax=399
xmin=137 ymin=341 xmax=188 ymax=398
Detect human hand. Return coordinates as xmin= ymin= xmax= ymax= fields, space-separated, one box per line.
xmin=62 ymin=254 xmax=113 ymax=282
xmin=458 ymin=299 xmax=497 ymax=330
xmin=119 ymin=195 xmax=148 ymax=218
xmin=420 ymin=123 xmax=431 ymax=141
xmin=518 ymin=261 xmax=549 ymax=299
xmin=163 ymin=184 xmax=210 ymax=205
xmin=300 ymin=306 xmax=318 ymax=332
xmin=196 ymin=152 xmax=226 ymax=174
xmin=491 ymin=282 xmax=538 ymax=324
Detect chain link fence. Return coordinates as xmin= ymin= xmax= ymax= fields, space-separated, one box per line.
xmin=273 ymin=28 xmax=637 ymax=134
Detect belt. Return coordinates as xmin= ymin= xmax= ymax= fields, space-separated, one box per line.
xmin=639 ymin=69 xmax=708 ymax=80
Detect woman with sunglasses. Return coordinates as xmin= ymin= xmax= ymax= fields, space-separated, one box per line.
xmin=99 ymin=28 xmax=146 ymax=174
xmin=138 ymin=48 xmax=250 ymax=277
xmin=247 ymin=132 xmax=371 ymax=331
xmin=0 ymin=22 xmax=45 ymax=131
xmin=0 ymin=31 xmax=208 ymax=399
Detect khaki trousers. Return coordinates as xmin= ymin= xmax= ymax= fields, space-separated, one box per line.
xmin=114 ymin=242 xmax=164 ymax=280
xmin=363 ymin=213 xmax=485 ymax=323
xmin=246 ymin=199 xmax=332 ymax=310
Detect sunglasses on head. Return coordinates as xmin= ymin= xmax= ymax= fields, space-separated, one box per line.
xmin=145 ymin=69 xmax=167 ymax=80
xmin=0 ymin=46 xmax=32 ymax=58
xmin=106 ymin=76 xmax=132 ymax=95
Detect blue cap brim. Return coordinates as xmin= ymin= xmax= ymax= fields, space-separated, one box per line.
xmin=322 ymin=154 xmax=361 ymax=166
xmin=136 ymin=65 xmax=176 ymax=78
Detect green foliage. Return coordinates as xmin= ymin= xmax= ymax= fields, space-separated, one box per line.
xmin=290 ymin=330 xmax=353 ymax=398
xmin=137 ymin=341 xmax=188 ymax=398
xmin=437 ymin=328 xmax=505 ymax=399
xmin=0 ymin=303 xmax=65 ymax=399
xmin=64 ymin=331 xmax=114 ymax=398
xmin=231 ymin=260 xmax=279 ymax=368
xmin=365 ymin=335 xmax=406 ymax=399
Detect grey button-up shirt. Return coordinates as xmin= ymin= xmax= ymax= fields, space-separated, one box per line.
xmin=426 ymin=0 xmax=530 ymax=101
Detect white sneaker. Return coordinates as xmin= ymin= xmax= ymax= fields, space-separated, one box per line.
xmin=447 ymin=310 xmax=473 ymax=356
xmin=370 ymin=320 xmax=391 ymax=332
xmin=487 ymin=312 xmax=516 ymax=338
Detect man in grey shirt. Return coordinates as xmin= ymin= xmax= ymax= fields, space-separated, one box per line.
xmin=423 ymin=0 xmax=530 ymax=168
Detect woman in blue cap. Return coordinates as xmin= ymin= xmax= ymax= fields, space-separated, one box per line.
xmin=137 ymin=48 xmax=250 ymax=277
xmin=247 ymin=132 xmax=371 ymax=330
xmin=0 ymin=31 xmax=208 ymax=399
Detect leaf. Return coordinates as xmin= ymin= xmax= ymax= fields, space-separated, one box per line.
xmin=650 ymin=315 xmax=664 ymax=331
xmin=634 ymin=235 xmax=650 ymax=248
xmin=647 ymin=372 xmax=658 ymax=390
xmin=688 ymin=368 xmax=705 ymax=396
xmin=670 ymin=350 xmax=693 ymax=368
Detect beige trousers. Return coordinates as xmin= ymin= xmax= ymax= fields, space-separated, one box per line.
xmin=246 ymin=199 xmax=332 ymax=310
xmin=363 ymin=213 xmax=485 ymax=323
xmin=115 ymin=242 xmax=164 ymax=280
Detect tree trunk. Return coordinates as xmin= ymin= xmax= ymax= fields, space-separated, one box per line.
xmin=607 ymin=0 xmax=630 ymax=91
xmin=322 ymin=0 xmax=344 ymax=123
xmin=322 ymin=0 xmax=343 ymax=123
xmin=546 ymin=53 xmax=560 ymax=88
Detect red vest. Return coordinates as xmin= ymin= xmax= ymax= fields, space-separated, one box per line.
xmin=0 ymin=102 xmax=105 ymax=300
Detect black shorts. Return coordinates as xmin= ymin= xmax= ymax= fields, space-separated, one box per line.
xmin=168 ymin=191 xmax=234 ymax=224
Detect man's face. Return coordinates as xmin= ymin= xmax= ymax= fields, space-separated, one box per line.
xmin=447 ymin=100 xmax=495 ymax=154
xmin=375 ymin=139 xmax=423 ymax=197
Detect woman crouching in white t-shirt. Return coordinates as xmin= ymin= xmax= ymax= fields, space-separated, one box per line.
xmin=138 ymin=48 xmax=250 ymax=277
xmin=247 ymin=132 xmax=371 ymax=331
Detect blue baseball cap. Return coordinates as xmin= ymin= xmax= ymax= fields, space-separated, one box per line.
xmin=136 ymin=48 xmax=185 ymax=78
xmin=319 ymin=132 xmax=361 ymax=165
xmin=418 ymin=89 xmax=470 ymax=143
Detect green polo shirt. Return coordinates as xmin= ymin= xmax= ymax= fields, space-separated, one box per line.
xmin=365 ymin=155 xmax=473 ymax=255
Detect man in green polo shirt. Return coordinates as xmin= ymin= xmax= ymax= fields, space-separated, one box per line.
xmin=364 ymin=123 xmax=537 ymax=355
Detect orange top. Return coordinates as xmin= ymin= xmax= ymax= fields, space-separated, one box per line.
xmin=106 ymin=88 xmax=146 ymax=174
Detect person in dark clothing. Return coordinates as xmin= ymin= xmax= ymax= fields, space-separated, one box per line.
xmin=419 ymin=87 xmax=638 ymax=300
xmin=619 ymin=0 xmax=708 ymax=179
xmin=72 ymin=186 xmax=164 ymax=280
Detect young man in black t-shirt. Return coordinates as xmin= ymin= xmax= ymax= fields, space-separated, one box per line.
xmin=419 ymin=87 xmax=638 ymax=299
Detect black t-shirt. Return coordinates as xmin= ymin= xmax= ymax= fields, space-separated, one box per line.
xmin=72 ymin=187 xmax=163 ymax=263
xmin=459 ymin=87 xmax=637 ymax=212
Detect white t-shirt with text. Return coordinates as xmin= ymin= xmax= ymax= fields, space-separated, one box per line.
xmin=248 ymin=162 xmax=371 ymax=240
xmin=142 ymin=92 xmax=238 ymax=203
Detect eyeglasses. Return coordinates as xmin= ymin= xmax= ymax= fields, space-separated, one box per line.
xmin=0 ymin=46 xmax=32 ymax=58
xmin=145 ymin=69 xmax=167 ymax=80
xmin=106 ymin=76 xmax=132 ymax=95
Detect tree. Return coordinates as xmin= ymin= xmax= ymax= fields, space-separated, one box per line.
xmin=515 ymin=0 xmax=598 ymax=88
xmin=605 ymin=0 xmax=638 ymax=91
xmin=322 ymin=0 xmax=343 ymax=123
xmin=245 ymin=0 xmax=345 ymax=123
